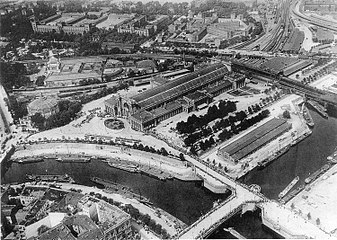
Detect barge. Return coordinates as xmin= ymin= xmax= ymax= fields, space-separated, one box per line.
xmin=302 ymin=105 xmax=314 ymax=127
xmin=278 ymin=176 xmax=299 ymax=199
xmin=307 ymin=100 xmax=328 ymax=118
xmin=26 ymin=174 xmax=75 ymax=183
xmin=304 ymin=164 xmax=330 ymax=184
xmin=13 ymin=157 xmax=44 ymax=164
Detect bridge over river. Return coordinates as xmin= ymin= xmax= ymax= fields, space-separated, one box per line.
xmin=176 ymin=155 xmax=333 ymax=239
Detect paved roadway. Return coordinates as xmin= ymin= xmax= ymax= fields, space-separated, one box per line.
xmin=291 ymin=0 xmax=337 ymax=32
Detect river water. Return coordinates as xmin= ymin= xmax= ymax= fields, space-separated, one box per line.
xmin=1 ymin=159 xmax=229 ymax=225
xmin=2 ymin=108 xmax=337 ymax=238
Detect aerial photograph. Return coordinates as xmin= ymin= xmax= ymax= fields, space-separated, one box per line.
xmin=0 ymin=0 xmax=337 ymax=239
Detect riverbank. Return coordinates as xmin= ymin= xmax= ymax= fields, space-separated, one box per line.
xmin=11 ymin=142 xmax=200 ymax=182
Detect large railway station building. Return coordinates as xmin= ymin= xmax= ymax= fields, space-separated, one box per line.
xmin=104 ymin=63 xmax=246 ymax=131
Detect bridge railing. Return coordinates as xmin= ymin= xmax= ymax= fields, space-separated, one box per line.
xmin=173 ymin=193 xmax=236 ymax=239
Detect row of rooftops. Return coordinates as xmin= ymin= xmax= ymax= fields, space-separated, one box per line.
xmin=4 ymin=186 xmax=131 ymax=240
xmin=131 ymin=63 xmax=227 ymax=109
xmin=233 ymin=57 xmax=308 ymax=75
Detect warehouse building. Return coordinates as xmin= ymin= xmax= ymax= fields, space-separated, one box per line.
xmin=217 ymin=118 xmax=292 ymax=163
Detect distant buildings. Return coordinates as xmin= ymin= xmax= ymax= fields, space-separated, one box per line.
xmin=104 ymin=64 xmax=246 ymax=131
xmin=117 ymin=15 xmax=170 ymax=37
xmin=167 ymin=11 xmax=251 ymax=47
xmin=44 ymin=56 xmax=104 ymax=87
xmin=303 ymin=0 xmax=337 ymax=12
xmin=30 ymin=12 xmax=108 ymax=35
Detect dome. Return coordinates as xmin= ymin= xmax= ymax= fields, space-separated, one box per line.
xmin=48 ymin=56 xmax=59 ymax=64
xmin=28 ymin=97 xmax=59 ymax=117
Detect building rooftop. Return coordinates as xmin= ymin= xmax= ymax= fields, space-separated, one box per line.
xmin=205 ymin=80 xmax=232 ymax=94
xmin=39 ymin=223 xmax=76 ymax=240
xmin=151 ymin=101 xmax=182 ymax=118
xmin=28 ymin=97 xmax=58 ymax=112
xmin=96 ymin=201 xmax=130 ymax=233
xmin=184 ymin=91 xmax=209 ymax=101
xmin=130 ymin=110 xmax=153 ymax=122
xmin=136 ymin=59 xmax=156 ymax=69
xmin=63 ymin=215 xmax=99 ymax=234
xmin=131 ymin=64 xmax=227 ymax=110
xmin=219 ymin=118 xmax=291 ymax=161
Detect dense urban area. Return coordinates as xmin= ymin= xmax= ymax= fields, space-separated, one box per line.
xmin=1 ymin=0 xmax=337 ymax=239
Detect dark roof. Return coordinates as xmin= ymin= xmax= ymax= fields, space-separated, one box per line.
xmin=78 ymin=228 xmax=103 ymax=240
xmin=283 ymin=60 xmax=312 ymax=76
xmin=184 ymin=91 xmax=209 ymax=101
xmin=131 ymin=64 xmax=227 ymax=110
xmin=136 ymin=60 xmax=156 ymax=69
xmin=63 ymin=215 xmax=98 ymax=233
xmin=38 ymin=224 xmax=76 ymax=240
xmin=219 ymin=118 xmax=291 ymax=161
xmin=151 ymin=101 xmax=182 ymax=118
xmin=205 ymin=80 xmax=232 ymax=94
xmin=130 ymin=110 xmax=154 ymax=123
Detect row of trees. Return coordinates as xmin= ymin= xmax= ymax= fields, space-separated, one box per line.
xmin=217 ymin=109 xmax=270 ymax=142
xmin=189 ymin=109 xmax=270 ymax=155
xmin=176 ymin=100 xmax=237 ymax=134
xmin=133 ymin=143 xmax=169 ymax=156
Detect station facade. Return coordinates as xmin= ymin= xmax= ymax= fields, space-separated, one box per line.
xmin=105 ymin=63 xmax=246 ymax=131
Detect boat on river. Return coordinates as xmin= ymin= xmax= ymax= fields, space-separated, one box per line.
xmin=107 ymin=162 xmax=140 ymax=173
xmin=26 ymin=174 xmax=75 ymax=183
xmin=302 ymin=105 xmax=314 ymax=127
xmin=13 ymin=157 xmax=44 ymax=164
xmin=305 ymin=164 xmax=330 ymax=184
xmin=278 ymin=176 xmax=299 ymax=199
xmin=307 ymin=100 xmax=328 ymax=118
xmin=90 ymin=177 xmax=153 ymax=205
xmin=56 ymin=156 xmax=91 ymax=163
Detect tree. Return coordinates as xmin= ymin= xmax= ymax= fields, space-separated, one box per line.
xmin=179 ymin=153 xmax=186 ymax=161
xmin=307 ymin=212 xmax=311 ymax=220
xmin=30 ymin=113 xmax=45 ymax=130
xmin=283 ymin=110 xmax=291 ymax=119
xmin=37 ymin=225 xmax=50 ymax=235
xmin=160 ymin=147 xmax=168 ymax=156
xmin=36 ymin=75 xmax=46 ymax=86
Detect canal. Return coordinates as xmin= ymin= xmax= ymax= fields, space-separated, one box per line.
xmin=2 ymin=108 xmax=337 ymax=238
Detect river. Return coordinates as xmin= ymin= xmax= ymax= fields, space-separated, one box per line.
xmin=1 ymin=158 xmax=229 ymax=225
